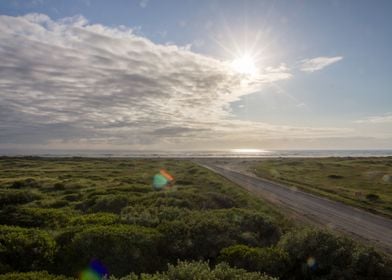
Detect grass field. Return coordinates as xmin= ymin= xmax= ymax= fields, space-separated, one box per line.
xmin=251 ymin=157 xmax=392 ymax=218
xmin=0 ymin=157 xmax=391 ymax=279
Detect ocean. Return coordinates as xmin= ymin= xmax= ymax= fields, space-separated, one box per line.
xmin=1 ymin=149 xmax=391 ymax=158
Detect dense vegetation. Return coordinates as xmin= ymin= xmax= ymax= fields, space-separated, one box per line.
xmin=0 ymin=157 xmax=391 ymax=279
xmin=252 ymin=157 xmax=392 ymax=217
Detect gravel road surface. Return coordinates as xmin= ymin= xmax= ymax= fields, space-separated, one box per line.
xmin=198 ymin=161 xmax=392 ymax=254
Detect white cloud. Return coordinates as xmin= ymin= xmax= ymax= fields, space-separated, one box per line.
xmin=300 ymin=56 xmax=343 ymax=72
xmin=355 ymin=113 xmax=392 ymax=124
xmin=0 ymin=14 xmax=353 ymax=149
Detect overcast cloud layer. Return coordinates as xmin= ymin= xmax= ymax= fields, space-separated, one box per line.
xmin=0 ymin=14 xmax=363 ymax=150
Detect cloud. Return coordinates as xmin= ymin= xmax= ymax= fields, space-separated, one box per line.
xmin=0 ymin=14 xmax=353 ymax=149
xmin=355 ymin=113 xmax=392 ymax=124
xmin=300 ymin=56 xmax=343 ymax=72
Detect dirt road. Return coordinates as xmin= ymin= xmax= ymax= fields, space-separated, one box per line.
xmin=199 ymin=161 xmax=392 ymax=254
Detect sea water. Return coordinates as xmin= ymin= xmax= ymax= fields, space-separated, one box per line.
xmin=1 ymin=149 xmax=391 ymax=158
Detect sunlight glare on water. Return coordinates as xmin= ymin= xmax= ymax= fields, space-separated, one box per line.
xmin=230 ymin=148 xmax=268 ymax=153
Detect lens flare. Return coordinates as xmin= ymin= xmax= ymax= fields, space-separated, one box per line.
xmin=80 ymin=269 xmax=100 ymax=280
xmin=80 ymin=259 xmax=108 ymax=280
xmin=306 ymin=256 xmax=317 ymax=270
xmin=152 ymin=169 xmax=174 ymax=190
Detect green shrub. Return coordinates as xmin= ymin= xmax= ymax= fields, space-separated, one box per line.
xmin=0 ymin=190 xmax=41 ymax=206
xmin=128 ymin=191 xmax=239 ymax=211
xmin=218 ymin=245 xmax=289 ymax=278
xmin=109 ymin=261 xmax=276 ymax=280
xmin=63 ymin=193 xmax=81 ymax=202
xmin=350 ymin=246 xmax=392 ymax=279
xmin=278 ymin=229 xmax=353 ymax=279
xmin=109 ymin=185 xmax=151 ymax=194
xmin=70 ymin=213 xmax=119 ymax=226
xmin=55 ymin=225 xmax=163 ymax=277
xmin=162 ymin=261 xmax=275 ymax=280
xmin=0 ymin=225 xmax=56 ymax=273
xmin=159 ymin=209 xmax=280 ymax=262
xmin=10 ymin=178 xmax=40 ymax=189
xmin=0 ymin=207 xmax=71 ymax=228
xmin=46 ymin=199 xmax=69 ymax=208
xmin=75 ymin=195 xmax=129 ymax=213
xmin=276 ymin=228 xmax=391 ymax=279
xmin=120 ymin=206 xmax=188 ymax=227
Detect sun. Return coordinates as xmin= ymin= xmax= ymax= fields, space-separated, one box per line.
xmin=231 ymin=54 xmax=258 ymax=76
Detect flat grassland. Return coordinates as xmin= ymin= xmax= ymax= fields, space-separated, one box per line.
xmin=251 ymin=157 xmax=392 ymax=218
xmin=0 ymin=157 xmax=391 ymax=280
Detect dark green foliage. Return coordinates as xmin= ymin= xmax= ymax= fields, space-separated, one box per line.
xmin=75 ymin=194 xmax=130 ymax=213
xmin=278 ymin=228 xmax=354 ymax=279
xmin=127 ymin=190 xmax=239 ymax=210
xmin=10 ymin=178 xmax=40 ymax=189
xmin=109 ymin=261 xmax=276 ymax=280
xmin=0 ymin=262 xmax=275 ymax=280
xmin=120 ymin=206 xmax=188 ymax=227
xmin=219 ymin=229 xmax=392 ymax=280
xmin=70 ymin=212 xmax=119 ymax=226
xmin=159 ymin=261 xmax=276 ymax=280
xmin=63 ymin=193 xmax=81 ymax=202
xmin=0 ymin=225 xmax=56 ymax=273
xmin=0 ymin=207 xmax=72 ymax=228
xmin=0 ymin=189 xmax=41 ymax=206
xmin=350 ymin=246 xmax=392 ymax=279
xmin=277 ymin=228 xmax=392 ymax=279
xmin=46 ymin=199 xmax=69 ymax=208
xmin=55 ymin=225 xmax=163 ymax=277
xmin=0 ymin=271 xmax=72 ymax=280
xmin=218 ymin=245 xmax=289 ymax=278
xmin=53 ymin=183 xmax=65 ymax=190
xmin=159 ymin=209 xmax=281 ymax=262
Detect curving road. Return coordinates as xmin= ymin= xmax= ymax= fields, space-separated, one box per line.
xmin=199 ymin=162 xmax=392 ymax=254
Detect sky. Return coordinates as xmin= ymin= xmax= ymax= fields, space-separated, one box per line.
xmin=0 ymin=0 xmax=391 ymax=151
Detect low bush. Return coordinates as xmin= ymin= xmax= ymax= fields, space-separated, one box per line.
xmin=0 ymin=207 xmax=71 ymax=228
xmin=120 ymin=206 xmax=188 ymax=227
xmin=0 ymin=190 xmax=41 ymax=206
xmin=10 ymin=178 xmax=40 ymax=189
xmin=218 ymin=245 xmax=289 ymax=278
xmin=158 ymin=209 xmax=280 ymax=262
xmin=277 ymin=228 xmax=392 ymax=279
xmin=109 ymin=261 xmax=276 ymax=280
xmin=127 ymin=190 xmax=239 ymax=210
xmin=350 ymin=246 xmax=392 ymax=279
xmin=0 ymin=225 xmax=56 ymax=273
xmin=55 ymin=224 xmax=163 ymax=277
xmin=75 ymin=194 xmax=129 ymax=213
xmin=70 ymin=212 xmax=119 ymax=226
